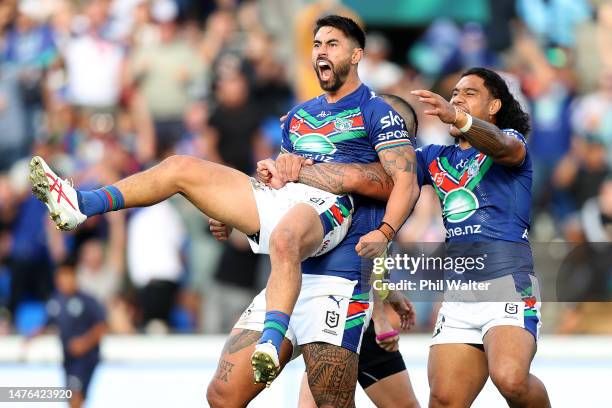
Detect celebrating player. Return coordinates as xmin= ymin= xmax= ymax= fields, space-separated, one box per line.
xmin=30 ymin=14 xmax=419 ymax=395
xmin=208 ymin=94 xmax=421 ymax=407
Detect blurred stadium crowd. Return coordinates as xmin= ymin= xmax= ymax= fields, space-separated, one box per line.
xmin=0 ymin=0 xmax=611 ymax=337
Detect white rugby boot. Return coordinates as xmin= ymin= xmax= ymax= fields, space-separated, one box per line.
xmin=29 ymin=156 xmax=87 ymax=231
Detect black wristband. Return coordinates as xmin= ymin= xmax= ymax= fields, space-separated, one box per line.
xmin=377 ymin=221 xmax=396 ymax=242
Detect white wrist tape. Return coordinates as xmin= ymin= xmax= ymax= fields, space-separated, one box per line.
xmin=459 ymin=113 xmax=473 ymax=133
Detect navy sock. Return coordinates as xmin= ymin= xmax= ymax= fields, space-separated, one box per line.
xmin=259 ymin=311 xmax=290 ymax=355
xmin=76 ymin=186 xmax=125 ymax=217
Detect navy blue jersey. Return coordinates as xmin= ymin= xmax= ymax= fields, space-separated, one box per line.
xmin=281 ymin=84 xmax=414 ymax=163
xmin=47 ymin=292 xmax=105 ymax=365
xmin=416 ymin=129 xmax=534 ymax=280
xmin=417 ymin=129 xmax=532 ymax=243
xmin=293 ymin=85 xmax=413 ymax=283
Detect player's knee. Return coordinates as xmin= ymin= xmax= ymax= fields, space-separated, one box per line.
xmin=428 ymin=385 xmax=454 ymax=407
xmin=489 ymin=366 xmax=529 ymax=401
xmin=269 ymin=227 xmax=300 ymax=259
xmin=160 ymin=155 xmax=202 ymax=188
xmin=206 ymin=381 xmax=231 ymax=408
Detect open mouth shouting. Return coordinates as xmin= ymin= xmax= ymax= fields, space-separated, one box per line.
xmin=317 ymin=59 xmax=333 ymax=82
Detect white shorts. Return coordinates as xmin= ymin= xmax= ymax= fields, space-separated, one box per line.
xmin=247 ymin=178 xmax=353 ymax=256
xmin=431 ymin=274 xmax=542 ymax=346
xmin=234 ymin=274 xmax=372 ymax=355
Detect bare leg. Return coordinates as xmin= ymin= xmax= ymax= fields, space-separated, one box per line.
xmin=484 ymin=326 xmax=550 ymax=408
xmin=206 ymin=329 xmax=293 ymax=408
xmin=266 ymin=204 xmax=324 ymax=316
xmin=365 ymin=370 xmax=420 ymax=408
xmin=114 ymin=155 xmax=260 ymax=235
xmin=298 ymin=372 xmax=318 ymax=408
xmin=68 ymin=390 xmax=83 ymax=408
xmin=252 ymin=204 xmax=324 ymax=384
xmin=302 ymin=342 xmax=359 ymax=408
xmin=428 ymin=344 xmax=488 ymax=408
xmin=299 ymin=367 xmax=420 ymax=408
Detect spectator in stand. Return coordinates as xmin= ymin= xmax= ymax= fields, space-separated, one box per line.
xmin=525 ymin=48 xmax=576 ymax=223
xmin=76 ymin=212 xmax=125 ymax=318
xmin=127 ymin=200 xmax=187 ymax=333
xmin=130 ymin=0 xmax=204 ymax=159
xmin=571 ymin=69 xmax=612 ymax=166
xmin=0 ymin=65 xmax=27 ymax=171
xmin=63 ymin=0 xmax=125 ymax=110
xmin=358 ymin=32 xmax=403 ymax=93
xmin=2 ymin=160 xmax=60 ymax=324
xmin=2 ymin=0 xmax=57 ymax=145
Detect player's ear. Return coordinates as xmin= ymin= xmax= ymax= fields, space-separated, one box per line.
xmin=351 ymin=47 xmax=363 ymax=65
xmin=489 ymin=98 xmax=501 ymax=116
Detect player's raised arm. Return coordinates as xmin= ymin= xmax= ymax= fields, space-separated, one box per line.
xmin=373 ymin=143 xmax=419 ymax=232
xmin=411 ymin=69 xmax=530 ymax=167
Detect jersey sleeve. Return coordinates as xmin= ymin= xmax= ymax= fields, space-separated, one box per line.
xmin=416 ymin=146 xmax=431 ymax=186
xmin=502 ymin=128 xmax=527 ymax=146
xmin=280 ymin=108 xmax=299 ymax=154
xmin=502 ymin=128 xmax=529 ymax=166
xmin=366 ymin=99 xmax=415 ymax=154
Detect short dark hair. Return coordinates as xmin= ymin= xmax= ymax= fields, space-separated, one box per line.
xmin=461 ymin=67 xmax=531 ymax=136
xmin=380 ymin=94 xmax=419 ymax=137
xmin=314 ymin=15 xmax=366 ymax=49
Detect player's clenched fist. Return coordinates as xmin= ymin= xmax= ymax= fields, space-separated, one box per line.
xmin=275 ymin=153 xmax=313 ymax=183
xmin=256 ymin=159 xmax=284 ymax=189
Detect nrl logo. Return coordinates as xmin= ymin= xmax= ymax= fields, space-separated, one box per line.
xmin=325 ymin=311 xmax=339 ymax=328
xmin=334 ymin=117 xmax=353 ymax=132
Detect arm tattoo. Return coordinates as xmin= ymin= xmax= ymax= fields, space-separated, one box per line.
xmin=298 ymin=162 xmax=393 ymax=195
xmin=379 ymin=145 xmax=417 ymax=180
xmin=302 ymin=343 xmax=359 ymax=408
xmin=461 ymin=117 xmax=508 ymax=157
xmin=298 ymin=162 xmax=347 ymax=194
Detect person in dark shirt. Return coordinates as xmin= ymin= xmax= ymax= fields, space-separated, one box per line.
xmin=46 ymin=257 xmax=107 ymax=408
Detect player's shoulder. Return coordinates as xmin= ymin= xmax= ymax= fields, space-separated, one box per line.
xmin=360 ymin=91 xmax=394 ymax=116
xmin=282 ymin=98 xmax=317 ymax=133
xmin=361 ymin=92 xmax=408 ymax=135
xmin=416 ymin=143 xmax=446 ymax=157
xmin=501 ymin=128 xmax=527 ymax=144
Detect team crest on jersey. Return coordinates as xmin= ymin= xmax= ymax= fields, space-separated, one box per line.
xmin=429 ymin=153 xmax=493 ymax=223
xmin=288 ymin=107 xmax=366 ymax=156
xmin=467 ymin=161 xmax=480 ymax=178
xmin=334 ymin=117 xmax=353 ymax=132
